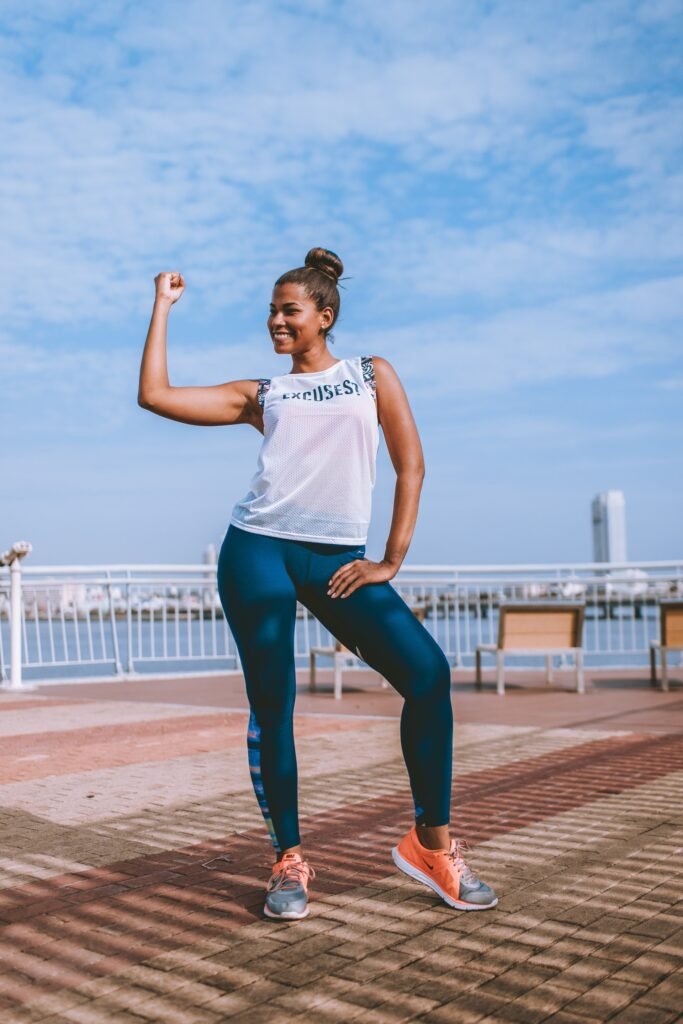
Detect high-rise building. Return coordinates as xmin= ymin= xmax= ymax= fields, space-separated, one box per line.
xmin=202 ymin=543 xmax=217 ymax=584
xmin=592 ymin=490 xmax=627 ymax=563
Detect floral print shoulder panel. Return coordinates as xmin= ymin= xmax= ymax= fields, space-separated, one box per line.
xmin=360 ymin=355 xmax=377 ymax=402
xmin=257 ymin=379 xmax=272 ymax=408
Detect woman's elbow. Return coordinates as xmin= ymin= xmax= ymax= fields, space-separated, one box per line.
xmin=138 ymin=391 xmax=156 ymax=411
xmin=397 ymin=462 xmax=425 ymax=478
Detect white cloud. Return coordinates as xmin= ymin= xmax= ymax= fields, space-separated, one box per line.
xmin=2 ymin=273 xmax=679 ymax=455
xmin=2 ymin=0 xmax=682 ymax=562
xmin=1 ymin=0 xmax=680 ymax=332
xmin=343 ymin=274 xmax=683 ymax=399
xmin=582 ymin=94 xmax=683 ymax=185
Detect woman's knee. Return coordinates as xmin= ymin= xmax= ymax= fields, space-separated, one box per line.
xmin=430 ymin=651 xmax=453 ymax=701
xmin=247 ymin=683 xmax=295 ymax=724
xmin=405 ymin=647 xmax=452 ymax=704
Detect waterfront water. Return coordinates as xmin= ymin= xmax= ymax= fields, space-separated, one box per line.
xmin=2 ymin=606 xmax=673 ymax=683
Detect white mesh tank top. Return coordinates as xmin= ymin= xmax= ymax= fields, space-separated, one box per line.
xmin=230 ymin=355 xmax=380 ymax=544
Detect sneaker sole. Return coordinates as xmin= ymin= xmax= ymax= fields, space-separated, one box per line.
xmin=263 ymin=902 xmax=310 ymax=920
xmin=391 ymin=846 xmax=498 ymax=911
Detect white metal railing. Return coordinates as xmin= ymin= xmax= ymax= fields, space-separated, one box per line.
xmin=1 ymin=553 xmax=682 ymax=688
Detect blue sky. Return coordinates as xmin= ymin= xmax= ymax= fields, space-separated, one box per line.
xmin=1 ymin=0 xmax=681 ymax=566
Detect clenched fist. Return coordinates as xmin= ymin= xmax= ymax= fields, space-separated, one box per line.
xmin=154 ymin=271 xmax=186 ymax=305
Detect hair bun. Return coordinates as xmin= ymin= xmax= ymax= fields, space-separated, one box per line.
xmin=304 ymin=247 xmax=343 ymax=284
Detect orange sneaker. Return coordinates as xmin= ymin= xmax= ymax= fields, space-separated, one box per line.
xmin=392 ymin=826 xmax=497 ymax=910
xmin=263 ymin=851 xmax=315 ymax=920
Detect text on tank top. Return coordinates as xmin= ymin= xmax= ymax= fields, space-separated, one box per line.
xmin=229 ymin=355 xmax=379 ymax=544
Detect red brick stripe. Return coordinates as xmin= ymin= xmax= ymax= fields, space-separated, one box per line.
xmin=0 ymin=710 xmax=364 ymax=784
xmin=0 ymin=699 xmax=87 ymax=713
xmin=0 ymin=730 xmax=681 ymax=1006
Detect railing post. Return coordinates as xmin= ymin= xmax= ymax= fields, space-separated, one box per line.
xmin=10 ymin=559 xmax=23 ymax=690
xmin=107 ymin=578 xmax=123 ymax=675
xmin=126 ymin=579 xmax=135 ymax=674
xmin=0 ymin=542 xmax=33 ymax=692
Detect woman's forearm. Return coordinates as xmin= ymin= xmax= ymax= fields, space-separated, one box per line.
xmin=382 ymin=469 xmax=425 ymax=572
xmin=138 ymin=297 xmax=173 ymax=405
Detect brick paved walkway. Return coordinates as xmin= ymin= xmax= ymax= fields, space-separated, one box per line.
xmin=0 ymin=671 xmax=681 ymax=1023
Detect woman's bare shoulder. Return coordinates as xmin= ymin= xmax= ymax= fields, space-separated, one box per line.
xmin=370 ymin=355 xmax=404 ymax=387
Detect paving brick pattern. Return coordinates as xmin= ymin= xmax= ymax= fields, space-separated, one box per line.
xmin=0 ymin=682 xmax=681 ymax=1023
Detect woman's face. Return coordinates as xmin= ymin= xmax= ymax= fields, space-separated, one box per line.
xmin=268 ymin=283 xmax=333 ymax=352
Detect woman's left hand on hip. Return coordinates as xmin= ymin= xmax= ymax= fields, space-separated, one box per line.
xmin=327 ymin=558 xmax=396 ymax=599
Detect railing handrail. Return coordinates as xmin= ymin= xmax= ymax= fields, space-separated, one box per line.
xmin=3 ymin=558 xmax=681 ymax=578
xmin=3 ymin=553 xmax=682 ymax=686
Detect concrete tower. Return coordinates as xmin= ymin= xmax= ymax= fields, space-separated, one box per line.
xmin=592 ymin=490 xmax=627 ymax=563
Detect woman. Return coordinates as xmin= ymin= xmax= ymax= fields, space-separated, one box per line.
xmin=138 ymin=247 xmax=497 ymax=921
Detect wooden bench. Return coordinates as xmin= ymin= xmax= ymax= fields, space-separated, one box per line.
xmin=309 ymin=638 xmax=389 ymax=700
xmin=309 ymin=603 xmax=429 ymax=700
xmin=649 ymin=600 xmax=683 ymax=692
xmin=475 ymin=602 xmax=586 ymax=695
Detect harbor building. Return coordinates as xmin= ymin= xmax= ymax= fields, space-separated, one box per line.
xmin=592 ymin=489 xmax=627 ymax=563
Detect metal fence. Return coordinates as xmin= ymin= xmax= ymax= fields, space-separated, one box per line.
xmin=1 ymin=558 xmax=682 ymax=688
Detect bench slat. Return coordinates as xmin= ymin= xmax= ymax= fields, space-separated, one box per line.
xmin=502 ymin=611 xmax=578 ymax=649
xmin=663 ymin=608 xmax=683 ymax=646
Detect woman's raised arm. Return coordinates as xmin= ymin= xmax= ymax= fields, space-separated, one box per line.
xmin=137 ymin=271 xmax=260 ymax=428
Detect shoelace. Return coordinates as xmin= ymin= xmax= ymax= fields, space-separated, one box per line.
xmin=267 ymin=857 xmax=316 ymax=893
xmin=445 ymin=839 xmax=479 ymax=886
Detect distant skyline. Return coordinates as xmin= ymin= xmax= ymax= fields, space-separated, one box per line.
xmin=1 ymin=1 xmax=682 ymax=566
xmin=592 ymin=490 xmax=628 ymax=564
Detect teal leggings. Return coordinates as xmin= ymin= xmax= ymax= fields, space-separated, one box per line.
xmin=217 ymin=523 xmax=453 ymax=854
